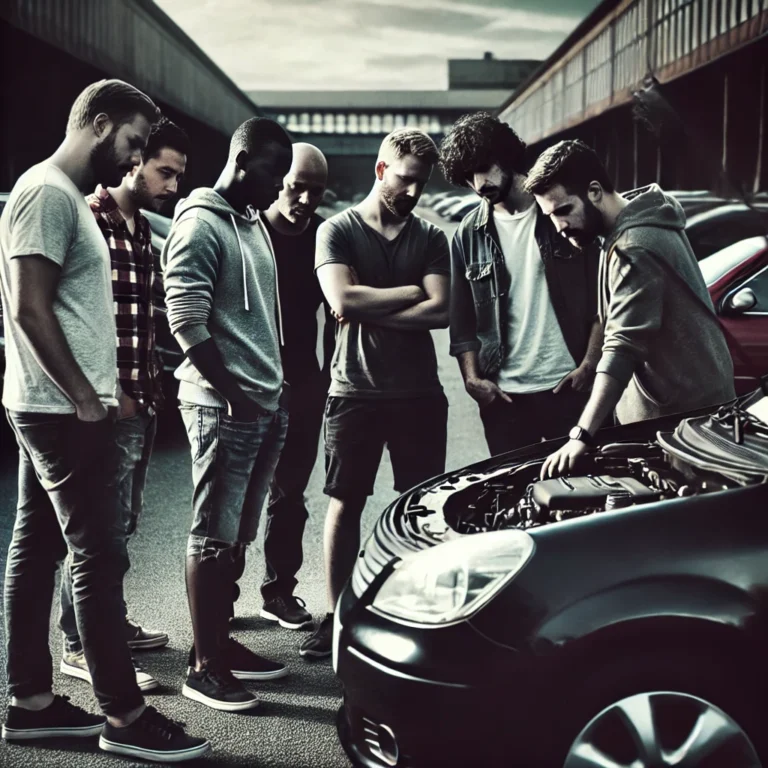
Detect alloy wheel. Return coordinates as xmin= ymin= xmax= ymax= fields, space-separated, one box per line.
xmin=563 ymin=691 xmax=761 ymax=768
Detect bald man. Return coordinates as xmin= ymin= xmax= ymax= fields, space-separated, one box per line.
xmin=252 ymin=143 xmax=334 ymax=631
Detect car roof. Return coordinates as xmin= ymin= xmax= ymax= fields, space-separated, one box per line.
xmin=699 ymin=236 xmax=768 ymax=286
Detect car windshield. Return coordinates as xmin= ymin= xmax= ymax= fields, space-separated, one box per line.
xmin=698 ymin=236 xmax=768 ymax=286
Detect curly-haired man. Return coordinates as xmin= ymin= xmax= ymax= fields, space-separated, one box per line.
xmin=440 ymin=112 xmax=603 ymax=456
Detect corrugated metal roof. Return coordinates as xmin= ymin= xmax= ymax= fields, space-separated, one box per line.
xmin=1 ymin=0 xmax=259 ymax=135
xmin=247 ymin=90 xmax=511 ymax=111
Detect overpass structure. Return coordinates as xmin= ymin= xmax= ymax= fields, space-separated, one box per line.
xmin=498 ymin=0 xmax=767 ymax=195
xmin=1 ymin=0 xmax=260 ymax=190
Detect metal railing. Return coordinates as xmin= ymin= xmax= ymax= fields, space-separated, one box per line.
xmin=499 ymin=0 xmax=767 ymax=143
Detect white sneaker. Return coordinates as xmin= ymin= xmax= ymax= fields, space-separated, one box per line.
xmin=61 ymin=650 xmax=159 ymax=692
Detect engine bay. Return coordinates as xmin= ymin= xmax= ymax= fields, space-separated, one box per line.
xmin=407 ymin=440 xmax=738 ymax=535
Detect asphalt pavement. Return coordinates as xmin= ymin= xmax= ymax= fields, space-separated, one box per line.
xmin=0 ymin=210 xmax=489 ymax=768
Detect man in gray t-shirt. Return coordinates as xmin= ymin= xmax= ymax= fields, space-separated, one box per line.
xmin=0 ymin=80 xmax=209 ymax=761
xmin=301 ymin=129 xmax=450 ymax=659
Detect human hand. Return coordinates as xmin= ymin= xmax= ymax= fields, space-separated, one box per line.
xmin=117 ymin=389 xmax=140 ymax=420
xmin=227 ymin=397 xmax=267 ymax=422
xmin=76 ymin=394 xmax=109 ymax=422
xmin=540 ymin=439 xmax=588 ymax=479
xmin=553 ymin=364 xmax=595 ymax=394
xmin=465 ymin=377 xmax=512 ymax=408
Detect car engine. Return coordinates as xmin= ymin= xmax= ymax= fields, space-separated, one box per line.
xmin=425 ymin=441 xmax=738 ymax=534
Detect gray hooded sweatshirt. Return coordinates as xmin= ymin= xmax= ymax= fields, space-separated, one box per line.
xmin=597 ymin=184 xmax=735 ymax=424
xmin=161 ymin=188 xmax=283 ymax=412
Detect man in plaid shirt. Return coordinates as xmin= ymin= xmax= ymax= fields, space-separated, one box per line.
xmin=59 ymin=118 xmax=190 ymax=692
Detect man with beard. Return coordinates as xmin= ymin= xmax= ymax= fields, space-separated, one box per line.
xmin=440 ymin=112 xmax=603 ymax=456
xmin=302 ymin=128 xmax=450 ymax=658
xmin=0 ymin=79 xmax=209 ymax=761
xmin=59 ymin=118 xmax=190 ymax=693
xmin=256 ymin=143 xmax=334 ymax=630
xmin=163 ymin=117 xmax=292 ymax=711
xmin=526 ymin=140 xmax=735 ymax=479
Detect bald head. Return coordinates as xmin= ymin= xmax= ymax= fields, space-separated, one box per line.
xmin=270 ymin=142 xmax=328 ymax=231
xmin=291 ymin=142 xmax=328 ymax=181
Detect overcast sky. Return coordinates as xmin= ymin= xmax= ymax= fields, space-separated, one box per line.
xmin=154 ymin=0 xmax=603 ymax=91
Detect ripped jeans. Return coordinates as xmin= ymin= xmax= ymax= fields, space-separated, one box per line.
xmin=180 ymin=403 xmax=287 ymax=665
xmin=180 ymin=404 xmax=288 ymax=547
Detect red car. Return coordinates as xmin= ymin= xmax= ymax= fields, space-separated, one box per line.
xmin=702 ymin=235 xmax=768 ymax=394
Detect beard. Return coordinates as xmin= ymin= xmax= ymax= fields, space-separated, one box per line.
xmin=566 ymin=198 xmax=604 ymax=249
xmin=131 ymin=170 xmax=165 ymax=212
xmin=90 ymin=135 xmax=129 ymax=188
xmin=380 ymin=181 xmax=416 ymax=218
xmin=477 ymin=171 xmax=513 ymax=205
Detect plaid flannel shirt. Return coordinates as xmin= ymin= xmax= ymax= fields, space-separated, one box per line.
xmin=87 ymin=186 xmax=161 ymax=408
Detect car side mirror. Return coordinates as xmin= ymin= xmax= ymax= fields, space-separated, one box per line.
xmin=725 ymin=287 xmax=757 ymax=314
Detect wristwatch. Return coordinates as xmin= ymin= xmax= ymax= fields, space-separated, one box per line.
xmin=568 ymin=425 xmax=594 ymax=446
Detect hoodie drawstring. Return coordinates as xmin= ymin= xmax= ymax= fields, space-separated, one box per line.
xmin=257 ymin=214 xmax=285 ymax=347
xmin=230 ymin=214 xmax=250 ymax=312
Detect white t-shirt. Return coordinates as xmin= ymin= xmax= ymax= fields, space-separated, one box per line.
xmin=0 ymin=163 xmax=118 ymax=413
xmin=494 ymin=204 xmax=575 ymax=393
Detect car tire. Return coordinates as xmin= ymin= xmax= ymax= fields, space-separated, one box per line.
xmin=553 ymin=648 xmax=765 ymax=768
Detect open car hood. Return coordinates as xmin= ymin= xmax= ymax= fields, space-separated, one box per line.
xmin=658 ymin=390 xmax=768 ymax=485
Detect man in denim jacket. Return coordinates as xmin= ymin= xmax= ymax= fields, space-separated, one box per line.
xmin=440 ymin=113 xmax=603 ymax=456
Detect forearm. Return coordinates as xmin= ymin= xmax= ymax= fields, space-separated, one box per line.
xmin=457 ymin=350 xmax=482 ymax=385
xmin=179 ymin=335 xmax=250 ymax=407
xmin=16 ymin=309 xmax=99 ymax=406
xmin=333 ymin=284 xmax=422 ymax=320
xmin=368 ymin=297 xmax=449 ymax=330
xmin=580 ymin=318 xmax=604 ymax=370
xmin=576 ymin=371 xmax=626 ymax=434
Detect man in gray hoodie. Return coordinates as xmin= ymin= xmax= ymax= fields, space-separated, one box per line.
xmin=162 ymin=118 xmax=292 ymax=712
xmin=524 ymin=140 xmax=735 ymax=479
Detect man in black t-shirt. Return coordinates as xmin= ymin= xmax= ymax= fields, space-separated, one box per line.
xmin=303 ymin=129 xmax=450 ymax=658
xmin=256 ymin=143 xmax=333 ymax=630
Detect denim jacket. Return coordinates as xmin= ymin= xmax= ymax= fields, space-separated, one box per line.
xmin=449 ymin=197 xmax=599 ymax=379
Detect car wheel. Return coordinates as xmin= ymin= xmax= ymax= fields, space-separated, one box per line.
xmin=563 ymin=690 xmax=760 ymax=768
xmin=557 ymin=651 xmax=764 ymax=768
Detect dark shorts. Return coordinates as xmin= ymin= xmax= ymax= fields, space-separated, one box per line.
xmin=323 ymin=395 xmax=448 ymax=499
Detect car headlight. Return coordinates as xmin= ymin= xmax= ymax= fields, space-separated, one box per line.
xmin=371 ymin=530 xmax=534 ymax=625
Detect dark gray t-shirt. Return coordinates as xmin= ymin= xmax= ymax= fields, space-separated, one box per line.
xmin=315 ymin=208 xmax=450 ymax=399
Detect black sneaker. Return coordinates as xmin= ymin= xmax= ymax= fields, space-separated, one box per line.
xmin=125 ymin=618 xmax=169 ymax=651
xmin=260 ymin=595 xmax=313 ymax=630
xmin=225 ymin=638 xmax=289 ymax=681
xmin=2 ymin=694 xmax=105 ymax=740
xmin=299 ymin=613 xmax=334 ymax=659
xmin=100 ymin=705 xmax=210 ymax=762
xmin=182 ymin=661 xmax=259 ymax=712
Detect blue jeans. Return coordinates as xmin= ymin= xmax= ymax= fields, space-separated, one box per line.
xmin=179 ymin=404 xmax=288 ymax=549
xmin=4 ymin=410 xmax=143 ymax=716
xmin=60 ymin=408 xmax=157 ymax=653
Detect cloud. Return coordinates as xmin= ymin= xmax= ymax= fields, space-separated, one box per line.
xmin=154 ymin=0 xmax=591 ymax=90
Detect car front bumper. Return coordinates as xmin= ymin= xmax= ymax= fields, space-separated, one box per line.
xmin=334 ymin=571 xmax=556 ymax=768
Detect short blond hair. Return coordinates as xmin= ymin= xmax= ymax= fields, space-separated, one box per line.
xmin=379 ymin=128 xmax=438 ymax=166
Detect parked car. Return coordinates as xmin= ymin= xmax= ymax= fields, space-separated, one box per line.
xmin=447 ymin=197 xmax=480 ymax=222
xmin=335 ymin=387 xmax=768 ymax=768
xmin=703 ymin=235 xmax=768 ymax=394
xmin=686 ymin=203 xmax=768 ymax=261
xmin=433 ymin=194 xmax=469 ymax=217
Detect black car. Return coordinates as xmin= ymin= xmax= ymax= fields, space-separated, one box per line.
xmin=686 ymin=203 xmax=768 ymax=262
xmin=336 ymin=388 xmax=768 ymax=768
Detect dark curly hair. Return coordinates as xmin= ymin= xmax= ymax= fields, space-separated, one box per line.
xmin=439 ymin=112 xmax=528 ymax=188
